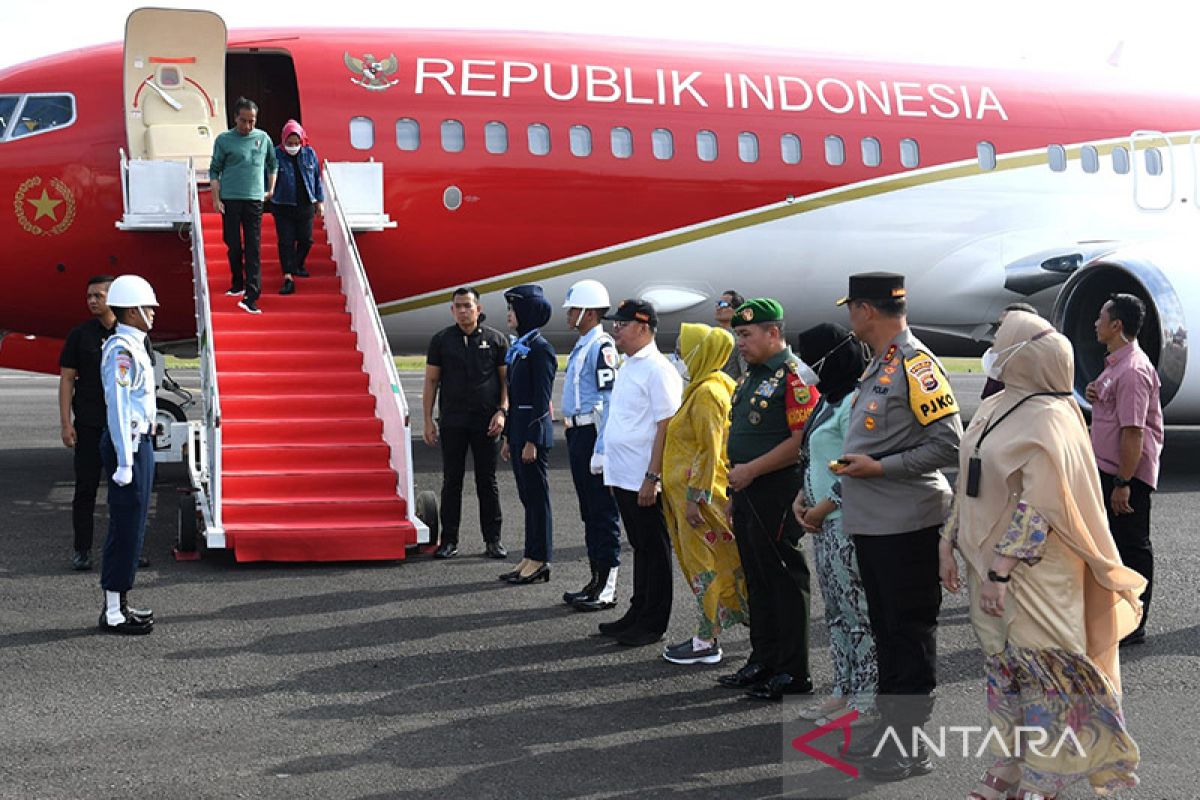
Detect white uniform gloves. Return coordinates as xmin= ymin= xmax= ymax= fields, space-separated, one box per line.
xmin=589 ymin=453 xmax=605 ymax=476
xmin=112 ymin=466 xmax=133 ymax=486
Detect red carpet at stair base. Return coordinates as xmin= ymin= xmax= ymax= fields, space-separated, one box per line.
xmin=201 ymin=211 xmax=416 ymax=561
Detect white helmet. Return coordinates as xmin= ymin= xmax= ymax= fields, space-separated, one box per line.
xmin=563 ymin=279 xmax=610 ymax=310
xmin=106 ymin=275 xmax=159 ymax=308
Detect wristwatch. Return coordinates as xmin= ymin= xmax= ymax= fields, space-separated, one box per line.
xmin=644 ymin=471 xmax=662 ymax=484
xmin=1113 ymin=475 xmax=1131 ymax=488
xmin=987 ymin=569 xmax=1011 ymax=583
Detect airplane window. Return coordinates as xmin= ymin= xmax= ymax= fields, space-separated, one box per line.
xmin=900 ymin=138 xmax=920 ymax=168
xmin=977 ymin=141 xmax=996 ymax=171
xmin=611 ymin=127 xmax=633 ymax=159
xmin=485 ymin=121 xmax=508 ymax=154
xmin=570 ymin=125 xmax=592 ymax=157
xmin=395 ymin=118 xmax=419 ymax=151
xmin=528 ymin=123 xmax=551 ymax=156
xmin=0 ymin=95 xmax=17 ymax=139
xmin=780 ymin=134 xmax=801 ymax=164
xmin=1144 ymin=147 xmax=1163 ymax=176
xmin=861 ymin=137 xmax=882 ymax=167
xmin=738 ymin=132 xmax=759 ymax=163
xmin=652 ymin=128 xmax=674 ymax=160
xmin=825 ymin=135 xmax=845 ymax=166
xmin=350 ymin=116 xmax=374 ymax=150
xmin=1111 ymin=146 xmax=1130 ymax=174
xmin=9 ymin=94 xmax=75 ymax=140
xmin=696 ymin=130 xmax=718 ymax=162
xmin=1048 ymin=145 xmax=1067 ymax=172
xmin=1081 ymin=145 xmax=1100 ymax=174
xmin=441 ymin=120 xmax=464 ymax=153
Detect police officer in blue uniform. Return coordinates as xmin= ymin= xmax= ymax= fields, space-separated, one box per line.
xmin=499 ymin=285 xmax=557 ymax=585
xmin=558 ymin=280 xmax=623 ymax=611
xmin=97 ymin=275 xmax=158 ymax=635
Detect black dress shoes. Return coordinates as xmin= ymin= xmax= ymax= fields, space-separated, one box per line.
xmin=717 ymin=662 xmax=773 ymax=688
xmin=71 ymin=550 xmax=91 ymax=571
xmin=434 ymin=542 xmax=458 ymax=559
xmin=509 ymin=563 xmax=550 ymax=584
xmin=863 ymin=741 xmax=934 ymax=782
xmin=615 ymin=628 xmax=664 ymax=647
xmin=1120 ymin=628 xmax=1147 ymax=647
xmin=293 ymin=267 xmax=310 ymax=278
xmin=841 ymin=722 xmax=885 ymax=763
xmin=597 ymin=611 xmax=638 ymax=637
xmin=484 ymin=541 xmax=508 ymax=559
xmin=98 ymin=611 xmax=153 ymax=635
xmin=744 ymin=673 xmax=814 ymax=701
xmin=121 ymin=593 xmax=153 ymax=625
xmin=563 ymin=563 xmax=599 ymax=606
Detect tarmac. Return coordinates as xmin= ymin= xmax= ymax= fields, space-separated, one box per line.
xmin=1 ymin=367 xmax=1197 ymax=799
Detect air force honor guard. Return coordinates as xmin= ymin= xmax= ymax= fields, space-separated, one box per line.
xmin=97 ymin=275 xmax=159 ymax=635
xmin=835 ymin=272 xmax=962 ymax=780
xmin=558 ymin=280 xmax=623 ymax=611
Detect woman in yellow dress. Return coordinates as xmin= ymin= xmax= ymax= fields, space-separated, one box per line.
xmin=940 ymin=311 xmax=1144 ymax=800
xmin=661 ymin=323 xmax=749 ymax=665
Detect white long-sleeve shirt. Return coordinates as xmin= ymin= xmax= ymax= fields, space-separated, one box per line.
xmin=101 ymin=323 xmax=156 ymax=467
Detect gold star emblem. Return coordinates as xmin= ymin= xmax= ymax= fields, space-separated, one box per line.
xmin=27 ymin=189 xmax=63 ymax=222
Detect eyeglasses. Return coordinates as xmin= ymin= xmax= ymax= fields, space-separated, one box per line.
xmin=715 ymin=300 xmax=732 ymax=308
xmin=612 ymin=320 xmax=641 ymax=331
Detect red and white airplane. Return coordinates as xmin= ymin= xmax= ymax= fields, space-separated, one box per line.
xmin=1 ymin=11 xmax=1197 ymax=418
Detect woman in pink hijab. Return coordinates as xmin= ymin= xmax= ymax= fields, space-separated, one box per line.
xmin=271 ymin=119 xmax=324 ymax=295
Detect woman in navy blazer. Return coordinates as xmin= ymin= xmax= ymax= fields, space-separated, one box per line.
xmin=500 ymin=285 xmax=557 ymax=585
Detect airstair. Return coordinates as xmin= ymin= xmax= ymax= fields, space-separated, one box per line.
xmin=121 ymin=160 xmax=429 ymax=562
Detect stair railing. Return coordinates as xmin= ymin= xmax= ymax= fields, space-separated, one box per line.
xmin=321 ymin=161 xmax=430 ymax=545
xmin=187 ymin=166 xmax=225 ymax=546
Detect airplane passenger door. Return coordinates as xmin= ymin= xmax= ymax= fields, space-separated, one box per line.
xmin=1190 ymin=133 xmax=1200 ymax=209
xmin=123 ymin=8 xmax=226 ymax=173
xmin=1130 ymin=130 xmax=1174 ymax=211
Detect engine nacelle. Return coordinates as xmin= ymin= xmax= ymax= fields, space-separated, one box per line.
xmin=1052 ymin=238 xmax=1196 ymax=422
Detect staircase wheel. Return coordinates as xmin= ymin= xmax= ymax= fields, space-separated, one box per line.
xmin=415 ymin=490 xmax=439 ymax=543
xmin=177 ymin=493 xmax=200 ymax=553
xmin=154 ymin=398 xmax=187 ymax=452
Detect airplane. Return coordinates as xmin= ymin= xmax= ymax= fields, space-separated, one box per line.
xmin=0 ymin=11 xmax=1196 ymax=423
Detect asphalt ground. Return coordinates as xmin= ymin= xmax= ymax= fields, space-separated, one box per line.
xmin=1 ymin=368 xmax=1197 ymax=800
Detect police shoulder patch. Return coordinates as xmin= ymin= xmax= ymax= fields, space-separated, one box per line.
xmin=114 ymin=347 xmax=134 ymax=387
xmin=904 ymin=352 xmax=958 ymax=426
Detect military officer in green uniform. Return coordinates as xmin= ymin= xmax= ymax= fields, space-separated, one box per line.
xmin=716 ymin=298 xmax=822 ymax=701
xmin=834 ymin=272 xmax=962 ymax=782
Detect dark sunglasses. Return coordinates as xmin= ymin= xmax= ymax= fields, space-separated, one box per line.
xmin=715 ymin=300 xmax=732 ymax=308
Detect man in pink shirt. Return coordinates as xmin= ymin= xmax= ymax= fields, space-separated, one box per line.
xmin=1086 ymin=293 xmax=1163 ymax=646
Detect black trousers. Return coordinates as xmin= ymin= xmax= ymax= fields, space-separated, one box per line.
xmin=731 ymin=467 xmax=811 ymax=679
xmin=272 ymin=203 xmax=314 ymax=276
xmin=439 ymin=425 xmax=502 ymax=545
xmin=1100 ymin=471 xmax=1154 ymax=632
xmin=565 ymin=425 xmax=621 ymax=568
xmin=72 ymin=423 xmax=104 ymax=552
xmin=99 ymin=432 xmax=154 ymax=593
xmin=222 ymin=199 xmax=263 ymax=302
xmin=853 ymin=526 xmax=941 ymax=728
xmin=512 ymin=444 xmax=552 ymax=562
xmin=612 ymin=487 xmax=672 ymax=636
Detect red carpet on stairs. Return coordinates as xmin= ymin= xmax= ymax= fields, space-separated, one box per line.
xmin=200 ymin=210 xmax=415 ymax=562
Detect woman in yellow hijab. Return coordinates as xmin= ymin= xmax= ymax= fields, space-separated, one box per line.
xmin=661 ymin=323 xmax=749 ymax=665
xmin=940 ymin=311 xmax=1144 ymax=800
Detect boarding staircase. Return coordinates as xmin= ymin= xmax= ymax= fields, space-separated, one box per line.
xmin=164 ymin=161 xmax=425 ymax=562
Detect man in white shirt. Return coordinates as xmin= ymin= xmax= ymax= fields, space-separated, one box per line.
xmin=597 ymin=299 xmax=683 ymax=647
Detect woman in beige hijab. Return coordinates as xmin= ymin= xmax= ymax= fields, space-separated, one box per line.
xmin=939 ymin=311 xmax=1145 ymax=800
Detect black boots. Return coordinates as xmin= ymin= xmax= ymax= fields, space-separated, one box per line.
xmin=563 ymin=562 xmax=600 ymax=606
xmin=572 ymin=566 xmax=618 ymax=611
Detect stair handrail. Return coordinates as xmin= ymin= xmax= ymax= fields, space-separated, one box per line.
xmin=188 ymin=166 xmax=223 ymax=540
xmin=321 ymin=161 xmax=428 ymax=543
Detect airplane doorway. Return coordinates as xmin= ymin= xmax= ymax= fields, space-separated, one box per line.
xmin=225 ymin=52 xmax=301 ymax=142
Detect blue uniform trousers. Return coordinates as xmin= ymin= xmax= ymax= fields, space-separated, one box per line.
xmin=511 ymin=446 xmax=552 ymax=562
xmin=99 ymin=431 xmax=154 ymax=593
xmin=565 ymin=425 xmax=621 ymax=568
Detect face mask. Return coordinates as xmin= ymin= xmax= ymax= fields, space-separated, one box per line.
xmin=981 ymin=340 xmax=1028 ymax=380
xmin=670 ymin=354 xmax=690 ymax=382
xmin=284 ymin=145 xmax=301 ymax=156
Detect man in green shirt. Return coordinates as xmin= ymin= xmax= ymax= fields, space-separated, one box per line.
xmin=209 ymin=97 xmax=278 ymax=314
xmin=717 ymin=298 xmax=821 ymax=701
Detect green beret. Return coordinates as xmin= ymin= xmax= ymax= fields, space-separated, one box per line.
xmin=731 ymin=298 xmax=784 ymax=327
